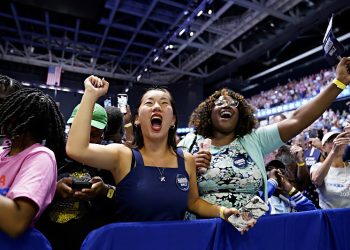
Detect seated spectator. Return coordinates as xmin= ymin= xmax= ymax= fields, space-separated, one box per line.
xmin=310 ymin=130 xmax=350 ymax=209
xmin=36 ymin=103 xmax=117 ymax=250
xmin=266 ymin=160 xmax=316 ymax=214
xmin=0 ymin=88 xmax=65 ymax=237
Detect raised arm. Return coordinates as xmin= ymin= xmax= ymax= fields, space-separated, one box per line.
xmin=277 ymin=57 xmax=350 ymax=142
xmin=311 ymin=132 xmax=350 ymax=186
xmin=66 ymin=76 xmax=129 ymax=170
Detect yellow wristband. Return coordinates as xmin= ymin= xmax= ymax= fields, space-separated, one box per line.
xmin=297 ymin=162 xmax=305 ymax=167
xmin=219 ymin=206 xmax=225 ymax=219
xmin=288 ymin=187 xmax=296 ymax=196
xmin=124 ymin=122 xmax=132 ymax=128
xmin=332 ymin=79 xmax=346 ymax=90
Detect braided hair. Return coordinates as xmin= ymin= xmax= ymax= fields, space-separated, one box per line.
xmin=0 ymin=88 xmax=66 ymax=163
xmin=0 ymin=74 xmax=23 ymax=104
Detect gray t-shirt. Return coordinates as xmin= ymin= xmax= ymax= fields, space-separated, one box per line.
xmin=311 ymin=163 xmax=350 ymax=209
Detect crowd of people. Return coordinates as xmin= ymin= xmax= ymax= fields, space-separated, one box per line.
xmin=248 ymin=67 xmax=336 ymax=109
xmin=0 ymin=57 xmax=350 ymax=249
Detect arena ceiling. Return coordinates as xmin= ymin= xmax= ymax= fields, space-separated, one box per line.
xmin=0 ymin=0 xmax=349 ymax=93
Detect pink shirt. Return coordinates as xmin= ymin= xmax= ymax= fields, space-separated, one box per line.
xmin=0 ymin=143 xmax=57 ymax=221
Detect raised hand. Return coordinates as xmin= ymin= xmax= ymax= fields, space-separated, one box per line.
xmin=308 ymin=137 xmax=323 ymax=150
xmin=290 ymin=144 xmax=304 ymax=163
xmin=336 ymin=57 xmax=350 ymax=84
xmin=331 ymin=131 xmax=350 ymax=156
xmin=84 ymin=75 xmax=109 ymax=98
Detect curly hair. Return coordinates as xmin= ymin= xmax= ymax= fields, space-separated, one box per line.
xmin=0 ymin=88 xmax=66 ymax=163
xmin=189 ymin=88 xmax=257 ymax=138
xmin=132 ymin=88 xmax=178 ymax=152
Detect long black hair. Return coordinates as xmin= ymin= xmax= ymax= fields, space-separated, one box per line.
xmin=132 ymin=88 xmax=178 ymax=152
xmin=0 ymin=88 xmax=66 ymax=163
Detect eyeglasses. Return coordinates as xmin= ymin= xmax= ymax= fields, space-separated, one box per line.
xmin=214 ymin=98 xmax=239 ymax=108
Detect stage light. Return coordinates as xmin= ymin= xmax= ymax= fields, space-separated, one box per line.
xmin=179 ymin=28 xmax=186 ymax=36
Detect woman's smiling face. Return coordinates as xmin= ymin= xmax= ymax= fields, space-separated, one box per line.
xmin=210 ymin=95 xmax=240 ymax=134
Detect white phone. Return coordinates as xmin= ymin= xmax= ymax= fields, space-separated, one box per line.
xmin=228 ymin=196 xmax=268 ymax=232
xmin=117 ymin=94 xmax=128 ymax=114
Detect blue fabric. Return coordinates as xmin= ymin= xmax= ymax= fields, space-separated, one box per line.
xmin=0 ymin=227 xmax=52 ymax=250
xmin=82 ymin=208 xmax=350 ymax=250
xmin=114 ymin=148 xmax=189 ymax=222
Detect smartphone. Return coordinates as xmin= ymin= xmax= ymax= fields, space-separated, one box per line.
xmin=200 ymin=138 xmax=211 ymax=151
xmin=117 ymin=94 xmax=128 ymax=114
xmin=228 ymin=196 xmax=269 ymax=232
xmin=104 ymin=96 xmax=112 ymax=107
xmin=197 ymin=138 xmax=211 ymax=175
xmin=71 ymin=180 xmax=92 ymax=190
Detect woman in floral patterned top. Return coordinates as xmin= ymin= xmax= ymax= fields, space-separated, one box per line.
xmin=179 ymin=57 xmax=350 ymax=210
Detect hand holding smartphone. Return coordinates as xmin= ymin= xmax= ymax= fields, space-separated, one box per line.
xmin=71 ymin=180 xmax=92 ymax=190
xmin=228 ymin=196 xmax=268 ymax=232
xmin=198 ymin=138 xmax=211 ymax=174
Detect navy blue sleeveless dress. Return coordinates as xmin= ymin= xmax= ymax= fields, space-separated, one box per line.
xmin=114 ymin=148 xmax=190 ymax=222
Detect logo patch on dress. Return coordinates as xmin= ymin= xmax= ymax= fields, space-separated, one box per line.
xmin=176 ymin=174 xmax=189 ymax=191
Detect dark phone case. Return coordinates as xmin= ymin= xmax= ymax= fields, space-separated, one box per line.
xmin=72 ymin=180 xmax=92 ymax=190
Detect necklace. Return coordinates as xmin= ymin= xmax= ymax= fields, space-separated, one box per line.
xmin=157 ymin=167 xmax=166 ymax=182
